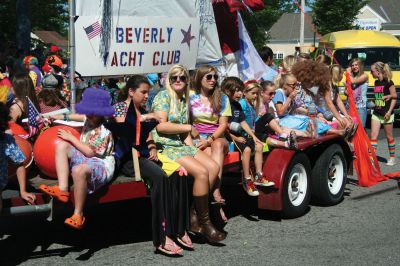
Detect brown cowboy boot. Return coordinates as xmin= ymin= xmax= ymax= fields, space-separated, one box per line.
xmin=193 ymin=195 xmax=226 ymax=243
xmin=190 ymin=203 xmax=201 ymax=234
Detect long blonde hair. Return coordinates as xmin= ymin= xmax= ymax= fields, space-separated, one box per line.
xmin=329 ymin=64 xmax=343 ymax=84
xmin=349 ymin=58 xmax=365 ymax=76
xmin=372 ymin=61 xmax=392 ymax=80
xmin=193 ymin=65 xmax=222 ymax=114
xmin=164 ymin=64 xmax=190 ymax=121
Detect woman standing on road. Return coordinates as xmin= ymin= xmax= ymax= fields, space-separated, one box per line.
xmin=370 ymin=62 xmax=397 ymax=166
xmin=346 ymin=58 xmax=368 ymax=128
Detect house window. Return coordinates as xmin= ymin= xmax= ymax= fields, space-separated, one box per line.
xmin=274 ymin=52 xmax=284 ymax=60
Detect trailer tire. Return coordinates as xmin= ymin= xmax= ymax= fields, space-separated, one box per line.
xmin=311 ymin=144 xmax=347 ymax=205
xmin=282 ymin=153 xmax=311 ymax=218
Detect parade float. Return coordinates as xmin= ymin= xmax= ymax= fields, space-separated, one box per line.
xmin=3 ymin=0 xmax=353 ymax=220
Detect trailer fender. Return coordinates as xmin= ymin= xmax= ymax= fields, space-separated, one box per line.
xmin=258 ymin=148 xmax=297 ymax=211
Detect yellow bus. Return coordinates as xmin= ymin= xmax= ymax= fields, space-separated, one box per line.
xmin=316 ymin=30 xmax=400 ymax=114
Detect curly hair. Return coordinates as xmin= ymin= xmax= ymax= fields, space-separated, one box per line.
xmin=193 ymin=65 xmax=222 ymax=114
xmin=291 ymin=60 xmax=331 ymax=95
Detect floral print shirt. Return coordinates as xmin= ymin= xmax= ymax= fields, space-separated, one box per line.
xmin=80 ymin=123 xmax=114 ymax=159
xmin=151 ymin=90 xmax=188 ymax=147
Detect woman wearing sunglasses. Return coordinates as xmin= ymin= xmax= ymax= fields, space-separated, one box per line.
xmin=189 ymin=65 xmax=231 ymax=223
xmin=152 ymin=64 xmax=226 ymax=244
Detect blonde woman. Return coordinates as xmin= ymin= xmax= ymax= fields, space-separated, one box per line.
xmin=152 ymin=64 xmax=226 ymax=243
xmin=370 ymin=62 xmax=397 ymax=166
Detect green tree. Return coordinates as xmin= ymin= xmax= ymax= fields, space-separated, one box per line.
xmin=0 ymin=0 xmax=68 ymax=51
xmin=311 ymin=0 xmax=368 ymax=36
xmin=242 ymin=0 xmax=312 ymax=50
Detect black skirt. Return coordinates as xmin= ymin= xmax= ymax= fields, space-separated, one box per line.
xmin=138 ymin=157 xmax=189 ymax=247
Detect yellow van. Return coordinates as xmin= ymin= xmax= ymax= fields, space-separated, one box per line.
xmin=316 ymin=30 xmax=400 ymax=114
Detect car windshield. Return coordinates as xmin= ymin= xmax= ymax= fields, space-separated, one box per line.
xmin=333 ymin=47 xmax=400 ymax=70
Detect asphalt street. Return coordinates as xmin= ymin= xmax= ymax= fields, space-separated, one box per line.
xmin=0 ymin=127 xmax=399 ymax=265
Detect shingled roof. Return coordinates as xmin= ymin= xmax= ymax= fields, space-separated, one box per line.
xmin=33 ymin=31 xmax=68 ymax=49
xmin=368 ymin=0 xmax=400 ymax=24
xmin=268 ymin=13 xmax=317 ymax=43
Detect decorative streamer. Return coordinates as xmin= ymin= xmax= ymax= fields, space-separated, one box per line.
xmin=100 ymin=0 xmax=112 ymax=66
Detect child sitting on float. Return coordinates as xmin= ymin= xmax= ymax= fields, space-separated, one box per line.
xmin=255 ymin=80 xmax=300 ymax=147
xmin=221 ymin=77 xmax=275 ymax=197
xmin=39 ymin=87 xmax=115 ymax=229
xmin=0 ymin=102 xmax=36 ymax=211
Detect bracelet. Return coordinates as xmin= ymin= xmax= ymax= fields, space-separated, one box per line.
xmin=209 ymin=135 xmax=216 ymax=141
xmin=63 ymin=113 xmax=69 ymax=121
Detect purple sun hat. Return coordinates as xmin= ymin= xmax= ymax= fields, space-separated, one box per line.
xmin=75 ymin=87 xmax=115 ymax=116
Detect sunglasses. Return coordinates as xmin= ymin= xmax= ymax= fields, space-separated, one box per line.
xmin=286 ymin=83 xmax=298 ymax=88
xmin=170 ymin=75 xmax=187 ymax=83
xmin=205 ymin=74 xmax=219 ymax=81
xmin=267 ymin=92 xmax=276 ymax=96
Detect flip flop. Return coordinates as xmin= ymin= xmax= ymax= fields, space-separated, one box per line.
xmin=64 ymin=214 xmax=86 ymax=230
xmin=39 ymin=184 xmax=70 ymax=203
xmin=156 ymin=241 xmax=183 ymax=255
xmin=177 ymin=232 xmax=194 ymax=250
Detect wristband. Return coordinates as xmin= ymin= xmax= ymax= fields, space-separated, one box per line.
xmin=63 ymin=113 xmax=69 ymax=121
xmin=209 ymin=135 xmax=216 ymax=141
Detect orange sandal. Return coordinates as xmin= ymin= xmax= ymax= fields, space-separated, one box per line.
xmin=64 ymin=214 xmax=86 ymax=230
xmin=39 ymin=184 xmax=70 ymax=203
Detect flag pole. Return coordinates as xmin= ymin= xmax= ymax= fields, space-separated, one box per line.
xmin=69 ymin=0 xmax=76 ymax=113
xmin=25 ymin=96 xmax=40 ymax=115
xmin=83 ymin=26 xmax=97 ymax=56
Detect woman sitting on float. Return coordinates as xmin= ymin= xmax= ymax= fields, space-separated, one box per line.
xmin=111 ymin=74 xmax=192 ymax=255
xmin=151 ymin=64 xmax=226 ymax=243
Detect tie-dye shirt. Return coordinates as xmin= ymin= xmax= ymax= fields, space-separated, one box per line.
xmin=189 ymin=91 xmax=231 ymax=134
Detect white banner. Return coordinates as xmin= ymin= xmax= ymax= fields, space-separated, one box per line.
xmin=75 ymin=16 xmax=200 ymax=76
xmin=75 ymin=0 xmax=222 ymax=68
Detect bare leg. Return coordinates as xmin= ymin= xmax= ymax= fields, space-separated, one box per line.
xmin=209 ymin=139 xmax=228 ymax=201
xmin=71 ymin=164 xmax=91 ymax=217
xmin=254 ymin=142 xmax=264 ymax=173
xmin=383 ymin=123 xmax=394 ymax=140
xmin=241 ymin=147 xmax=251 ymax=178
xmin=176 ymin=156 xmax=210 ymax=196
xmin=370 ymin=119 xmax=381 ymax=141
xmin=55 ymin=141 xmax=73 ymax=191
xmin=266 ymin=137 xmax=287 ymax=148
xmin=268 ymin=119 xmax=284 ymax=135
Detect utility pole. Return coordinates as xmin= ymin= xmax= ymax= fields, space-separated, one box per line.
xmin=300 ymin=0 xmax=305 ymax=46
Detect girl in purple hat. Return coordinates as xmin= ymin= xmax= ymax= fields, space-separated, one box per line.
xmin=39 ymin=87 xmax=115 ymax=229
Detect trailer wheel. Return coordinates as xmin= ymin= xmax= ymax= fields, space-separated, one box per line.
xmin=311 ymin=144 xmax=347 ymax=205
xmin=282 ymin=153 xmax=311 ymax=218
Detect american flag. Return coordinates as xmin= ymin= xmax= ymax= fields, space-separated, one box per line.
xmin=84 ymin=21 xmax=101 ymax=40
xmin=20 ymin=98 xmax=43 ymax=139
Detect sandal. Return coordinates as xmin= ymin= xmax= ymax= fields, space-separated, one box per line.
xmin=156 ymin=241 xmax=183 ymax=255
xmin=64 ymin=214 xmax=86 ymax=230
xmin=177 ymin=232 xmax=194 ymax=250
xmin=39 ymin=184 xmax=70 ymax=203
xmin=288 ymin=131 xmax=298 ymax=150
